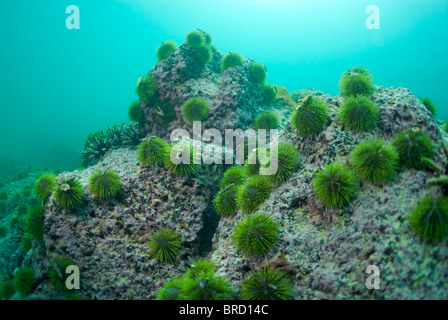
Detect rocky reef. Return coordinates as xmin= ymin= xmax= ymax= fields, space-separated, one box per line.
xmin=1 ymin=31 xmax=447 ymax=300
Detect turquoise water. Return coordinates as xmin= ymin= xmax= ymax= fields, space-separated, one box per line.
xmin=1 ymin=0 xmax=447 ymax=175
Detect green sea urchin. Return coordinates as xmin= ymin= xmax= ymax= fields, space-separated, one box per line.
xmin=181 ymin=272 xmax=234 ymax=300
xmin=236 ymin=176 xmax=271 ymax=214
xmin=128 ymin=101 xmax=143 ymax=123
xmin=250 ymin=61 xmax=267 ymax=84
xmin=392 ymin=130 xmax=434 ymax=170
xmin=89 ymin=170 xmax=121 ymax=200
xmin=13 ymin=267 xmax=35 ymax=297
xmin=164 ymin=141 xmax=200 ymax=177
xmin=186 ymin=30 xmax=205 ymax=47
xmin=234 ymin=212 xmax=280 ymax=256
xmin=409 ymin=196 xmax=448 ymax=242
xmin=262 ymin=83 xmax=277 ymax=104
xmin=136 ymin=75 xmax=158 ymax=101
xmin=260 ymin=142 xmax=300 ymax=186
xmin=82 ymin=129 xmax=116 ymax=166
xmin=35 ymin=173 xmax=57 ymax=200
xmin=156 ymin=278 xmax=185 ymax=300
xmin=53 ymin=178 xmax=84 ymax=210
xmin=21 ymin=233 xmax=32 ymax=253
xmin=245 ymin=148 xmax=270 ymax=176
xmin=185 ymin=258 xmax=217 ymax=280
xmin=290 ymin=95 xmax=329 ymax=137
xmin=49 ymin=256 xmax=77 ymax=292
xmin=339 ymin=67 xmax=375 ymax=97
xmin=241 ymin=266 xmax=293 ymax=300
xmin=312 ymin=162 xmax=358 ymax=208
xmin=26 ymin=205 xmax=44 ymax=242
xmin=193 ymin=45 xmax=212 ymax=66
xmin=137 ymin=137 xmax=170 ymax=166
xmin=351 ymin=138 xmax=398 ymax=184
xmin=16 ymin=203 xmax=29 ymax=215
xmin=338 ymin=96 xmax=379 ymax=132
xmin=149 ymin=227 xmax=182 ymax=263
xmin=213 ymin=185 xmax=239 ymax=217
xmin=156 ymin=40 xmax=178 ymax=61
xmin=0 ymin=280 xmax=15 ymax=300
xmin=254 ymin=112 xmax=280 ymax=130
xmin=123 ymin=123 xmax=143 ymax=148
xmin=419 ymin=97 xmax=437 ymax=116
xmin=220 ymin=166 xmax=247 ymax=189
xmin=182 ymin=97 xmax=209 ymax=123
xmin=221 ymin=52 xmax=244 ymax=72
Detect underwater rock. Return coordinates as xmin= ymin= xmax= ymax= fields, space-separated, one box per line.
xmin=211 ymin=86 xmax=448 ymax=300
xmin=27 ymin=140 xmax=228 ymax=299
xmin=143 ymin=44 xmax=292 ymax=141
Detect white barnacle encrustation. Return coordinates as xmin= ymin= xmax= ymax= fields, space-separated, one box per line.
xmin=60 ymin=184 xmax=71 ymax=192
xmin=296 ymin=94 xmax=312 ymax=110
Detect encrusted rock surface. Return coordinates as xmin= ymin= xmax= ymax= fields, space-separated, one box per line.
xmin=143 ymin=43 xmax=292 ymax=141
xmin=28 ymin=140 xmax=227 ymax=300
xmin=211 ymin=86 xmax=448 ymax=300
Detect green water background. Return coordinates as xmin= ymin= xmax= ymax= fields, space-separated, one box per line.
xmin=0 ymin=0 xmax=447 ymax=176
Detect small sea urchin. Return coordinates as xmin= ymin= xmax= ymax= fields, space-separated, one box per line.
xmin=245 ymin=148 xmax=270 ymax=177
xmin=156 ymin=278 xmax=185 ymax=300
xmin=350 ymin=138 xmax=398 ymax=184
xmin=128 ymin=101 xmax=143 ymax=123
xmin=53 ymin=178 xmax=84 ymax=210
xmin=419 ymin=97 xmax=437 ymax=116
xmin=262 ymin=83 xmax=277 ymax=104
xmin=164 ymin=141 xmax=200 ymax=177
xmin=250 ymin=61 xmax=267 ymax=84
xmin=236 ymin=176 xmax=271 ymax=214
xmin=221 ymin=52 xmax=244 ymax=72
xmin=409 ymin=196 xmax=448 ymax=242
xmin=181 ymin=272 xmax=234 ymax=300
xmin=186 ymin=30 xmax=205 ymax=47
xmin=241 ymin=266 xmax=293 ymax=300
xmin=312 ymin=162 xmax=358 ymax=208
xmin=26 ymin=205 xmax=44 ymax=242
xmin=290 ymin=95 xmax=329 ymax=137
xmin=149 ymin=227 xmax=182 ymax=263
xmin=137 ymin=137 xmax=170 ymax=167
xmin=392 ymin=130 xmax=434 ymax=170
xmin=49 ymin=256 xmax=77 ymax=292
xmin=184 ymin=258 xmax=217 ymax=280
xmin=156 ymin=40 xmax=178 ymax=61
xmin=234 ymin=212 xmax=280 ymax=256
xmin=220 ymin=166 xmax=247 ymax=189
xmin=339 ymin=66 xmax=375 ymax=97
xmin=260 ymin=142 xmax=300 ymax=186
xmin=13 ymin=267 xmax=35 ymax=297
xmin=136 ymin=75 xmax=158 ymax=101
xmin=182 ymin=97 xmax=209 ymax=123
xmin=213 ymin=185 xmax=239 ymax=217
xmin=254 ymin=112 xmax=280 ymax=130
xmin=35 ymin=173 xmax=57 ymax=200
xmin=338 ymin=96 xmax=379 ymax=132
xmin=89 ymin=170 xmax=121 ymax=200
